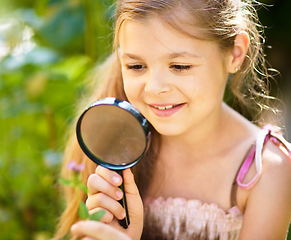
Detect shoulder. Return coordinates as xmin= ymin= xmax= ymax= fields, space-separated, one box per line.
xmin=246 ymin=128 xmax=291 ymax=200
xmin=260 ymin=136 xmax=291 ymax=191
xmin=263 ymin=134 xmax=291 ymax=170
xmin=258 ymin=135 xmax=291 ymax=203
xmin=259 ymin=126 xmax=291 ymax=187
xmin=236 ymin=125 xmax=291 ymax=212
xmin=240 ymin=133 xmax=291 ymax=204
xmin=237 ymin=131 xmax=291 ymax=239
xmin=244 ymin=125 xmax=291 ymax=189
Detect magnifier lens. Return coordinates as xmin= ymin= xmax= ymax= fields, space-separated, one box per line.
xmin=80 ymin=105 xmax=146 ymax=165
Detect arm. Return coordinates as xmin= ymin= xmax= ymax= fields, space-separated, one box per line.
xmin=238 ymin=141 xmax=291 ymax=240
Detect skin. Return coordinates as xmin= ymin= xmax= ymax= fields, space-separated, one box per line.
xmin=72 ymin=17 xmax=291 ymax=240
xmin=71 ymin=220 xmax=132 ymax=240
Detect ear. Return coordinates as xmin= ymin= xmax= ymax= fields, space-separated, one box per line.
xmin=227 ymin=31 xmax=250 ymax=73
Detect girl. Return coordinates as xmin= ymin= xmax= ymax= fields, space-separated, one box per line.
xmin=54 ymin=0 xmax=291 ymax=239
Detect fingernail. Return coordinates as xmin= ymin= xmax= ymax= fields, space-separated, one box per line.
xmin=116 ymin=189 xmax=123 ymax=199
xmin=113 ymin=176 xmax=120 ymax=184
xmin=121 ymin=210 xmax=126 ymax=219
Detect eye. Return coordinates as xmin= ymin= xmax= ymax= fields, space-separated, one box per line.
xmin=126 ymin=64 xmax=146 ymax=71
xmin=170 ymin=64 xmax=192 ymax=72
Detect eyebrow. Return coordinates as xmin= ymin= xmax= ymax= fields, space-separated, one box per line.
xmin=121 ymin=51 xmax=201 ymax=61
xmin=121 ymin=53 xmax=142 ymax=60
xmin=166 ymin=52 xmax=200 ymax=59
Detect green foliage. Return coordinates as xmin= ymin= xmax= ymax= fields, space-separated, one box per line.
xmin=0 ymin=0 xmax=114 ymax=239
xmin=78 ymin=201 xmax=105 ymax=221
xmin=78 ymin=201 xmax=90 ymax=220
xmin=90 ymin=209 xmax=105 ymax=221
xmin=0 ymin=0 xmax=290 ymax=239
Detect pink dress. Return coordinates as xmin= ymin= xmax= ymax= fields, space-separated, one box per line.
xmin=142 ymin=125 xmax=291 ymax=240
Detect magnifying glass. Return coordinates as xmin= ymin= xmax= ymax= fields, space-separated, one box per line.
xmin=76 ymin=97 xmax=151 ymax=229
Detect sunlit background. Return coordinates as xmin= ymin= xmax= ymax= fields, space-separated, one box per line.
xmin=0 ymin=0 xmax=290 ymax=239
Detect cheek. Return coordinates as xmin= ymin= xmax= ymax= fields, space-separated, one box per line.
xmin=196 ymin=63 xmax=227 ymax=93
xmin=169 ymin=73 xmax=197 ymax=98
xmin=122 ymin=72 xmax=131 ymax=96
xmin=122 ymin=77 xmax=141 ymax=103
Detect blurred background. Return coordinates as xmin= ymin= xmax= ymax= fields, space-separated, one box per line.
xmin=0 ymin=0 xmax=290 ymax=239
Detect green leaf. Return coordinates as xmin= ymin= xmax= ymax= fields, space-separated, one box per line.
xmin=58 ymin=178 xmax=74 ymax=186
xmin=78 ymin=201 xmax=89 ymax=220
xmin=78 ymin=184 xmax=88 ymax=194
xmin=89 ymin=210 xmax=105 ymax=221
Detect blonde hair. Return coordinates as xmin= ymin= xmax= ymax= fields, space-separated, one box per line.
xmin=53 ymin=1 xmax=274 ymax=239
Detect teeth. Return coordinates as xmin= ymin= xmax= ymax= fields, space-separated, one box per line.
xmin=155 ymin=105 xmax=174 ymax=110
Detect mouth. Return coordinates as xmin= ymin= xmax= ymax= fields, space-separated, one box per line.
xmin=152 ymin=104 xmax=183 ymax=110
xmin=149 ymin=103 xmax=185 ymax=117
xmin=153 ymin=105 xmax=175 ymax=110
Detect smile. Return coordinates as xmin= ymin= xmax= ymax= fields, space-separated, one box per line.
xmin=153 ymin=105 xmax=174 ymax=110
xmin=149 ymin=103 xmax=185 ymax=117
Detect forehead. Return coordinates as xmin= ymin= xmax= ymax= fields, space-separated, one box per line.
xmin=118 ymin=17 xmax=220 ymax=59
xmin=119 ymin=13 xmax=207 ymax=41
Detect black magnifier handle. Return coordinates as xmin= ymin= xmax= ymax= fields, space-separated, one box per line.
xmin=117 ymin=170 xmax=130 ymax=229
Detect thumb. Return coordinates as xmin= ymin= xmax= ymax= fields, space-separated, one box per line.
xmin=121 ymin=168 xmax=143 ymax=216
xmin=122 ymin=168 xmax=140 ymax=195
xmin=120 ymin=168 xmax=144 ymax=240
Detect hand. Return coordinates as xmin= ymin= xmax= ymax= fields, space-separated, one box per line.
xmin=71 ymin=220 xmax=132 ymax=240
xmin=86 ymin=166 xmax=143 ymax=240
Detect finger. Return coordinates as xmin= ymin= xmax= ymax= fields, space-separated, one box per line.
xmin=82 ymin=237 xmax=96 ymax=240
xmin=122 ymin=168 xmax=139 ymax=195
xmin=86 ymin=193 xmax=126 ymax=220
xmin=95 ymin=165 xmax=123 ymax=186
xmin=71 ymin=221 xmax=132 ymax=240
xmin=88 ymin=207 xmax=113 ymax=224
xmin=87 ymin=173 xmax=123 ymax=200
xmin=121 ymin=168 xmax=144 ymax=232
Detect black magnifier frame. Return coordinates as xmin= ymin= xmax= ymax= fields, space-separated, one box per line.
xmin=76 ymin=97 xmax=151 ymax=229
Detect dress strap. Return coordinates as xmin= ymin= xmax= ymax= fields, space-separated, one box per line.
xmin=230 ymin=143 xmax=255 ymax=207
xmin=236 ymin=124 xmax=291 ymax=190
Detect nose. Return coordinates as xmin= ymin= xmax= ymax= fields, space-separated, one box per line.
xmin=144 ymin=69 xmax=172 ymax=96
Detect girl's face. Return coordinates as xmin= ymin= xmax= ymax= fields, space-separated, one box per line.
xmin=119 ymin=17 xmax=233 ymax=136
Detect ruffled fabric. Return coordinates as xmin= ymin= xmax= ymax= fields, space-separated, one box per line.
xmin=143 ymin=197 xmax=243 ymax=240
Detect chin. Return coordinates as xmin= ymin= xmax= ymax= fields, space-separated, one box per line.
xmin=153 ymin=124 xmax=186 ymax=137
